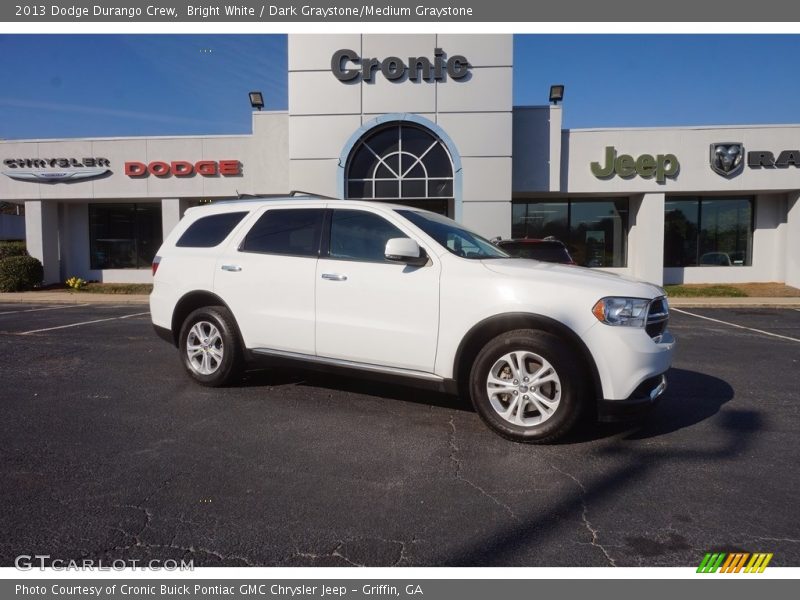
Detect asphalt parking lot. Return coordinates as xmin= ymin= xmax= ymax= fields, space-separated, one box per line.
xmin=0 ymin=303 xmax=798 ymax=567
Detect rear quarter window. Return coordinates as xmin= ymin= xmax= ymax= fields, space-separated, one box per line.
xmin=176 ymin=211 xmax=248 ymax=248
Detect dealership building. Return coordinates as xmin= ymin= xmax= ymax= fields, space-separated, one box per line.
xmin=1 ymin=34 xmax=799 ymax=288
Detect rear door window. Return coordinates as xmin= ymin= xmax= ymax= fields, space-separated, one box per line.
xmin=240 ymin=208 xmax=325 ymax=257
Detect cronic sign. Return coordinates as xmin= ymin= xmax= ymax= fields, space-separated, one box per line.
xmin=331 ymin=48 xmax=470 ymax=82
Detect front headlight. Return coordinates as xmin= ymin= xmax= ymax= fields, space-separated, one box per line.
xmin=592 ymin=297 xmax=650 ymax=327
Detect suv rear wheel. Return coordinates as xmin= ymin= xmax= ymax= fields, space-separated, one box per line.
xmin=179 ymin=306 xmax=243 ymax=387
xmin=469 ymin=329 xmax=585 ymax=443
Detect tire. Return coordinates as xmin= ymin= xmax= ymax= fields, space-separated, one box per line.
xmin=469 ymin=329 xmax=586 ymax=444
xmin=178 ymin=306 xmax=243 ymax=387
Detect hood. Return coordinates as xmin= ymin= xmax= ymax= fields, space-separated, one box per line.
xmin=481 ymin=259 xmax=665 ymax=298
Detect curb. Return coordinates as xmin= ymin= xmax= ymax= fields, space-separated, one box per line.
xmin=0 ymin=293 xmax=150 ymax=305
xmin=671 ymin=304 xmax=800 ymax=309
xmin=668 ymin=298 xmax=800 ymax=309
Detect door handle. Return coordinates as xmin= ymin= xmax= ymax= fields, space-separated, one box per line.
xmin=221 ymin=264 xmax=242 ymax=272
xmin=321 ymin=273 xmax=347 ymax=281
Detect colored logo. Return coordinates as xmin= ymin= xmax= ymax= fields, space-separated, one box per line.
xmin=710 ymin=143 xmax=745 ymax=177
xmin=697 ymin=552 xmax=773 ymax=573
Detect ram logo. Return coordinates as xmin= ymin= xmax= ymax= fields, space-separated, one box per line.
xmin=710 ymin=143 xmax=744 ymax=177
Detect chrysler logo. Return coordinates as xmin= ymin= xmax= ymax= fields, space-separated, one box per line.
xmin=710 ymin=143 xmax=744 ymax=177
xmin=2 ymin=168 xmax=110 ymax=183
xmin=2 ymin=157 xmax=111 ymax=183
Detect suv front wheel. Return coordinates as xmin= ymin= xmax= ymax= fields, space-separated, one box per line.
xmin=179 ymin=306 xmax=243 ymax=387
xmin=469 ymin=329 xmax=585 ymax=443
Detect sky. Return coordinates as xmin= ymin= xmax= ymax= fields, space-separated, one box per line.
xmin=1 ymin=34 xmax=799 ymax=139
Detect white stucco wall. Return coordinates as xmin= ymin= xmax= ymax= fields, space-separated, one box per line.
xmin=786 ymin=193 xmax=800 ymax=289
xmin=627 ymin=193 xmax=666 ymax=285
xmin=24 ymin=200 xmax=59 ymax=283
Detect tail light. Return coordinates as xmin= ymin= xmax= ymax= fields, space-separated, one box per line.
xmin=152 ymin=255 xmax=161 ymax=276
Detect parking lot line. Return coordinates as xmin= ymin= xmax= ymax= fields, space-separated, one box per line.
xmin=0 ymin=304 xmax=90 ymax=316
xmin=18 ymin=311 xmax=150 ymax=335
xmin=672 ymin=308 xmax=800 ymax=343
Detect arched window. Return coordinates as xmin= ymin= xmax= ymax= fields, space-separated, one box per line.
xmin=345 ymin=123 xmax=454 ymax=212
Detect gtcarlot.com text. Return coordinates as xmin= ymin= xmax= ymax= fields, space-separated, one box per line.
xmin=14 ymin=554 xmax=193 ymax=571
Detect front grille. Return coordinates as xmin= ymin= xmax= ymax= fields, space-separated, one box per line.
xmin=646 ymin=296 xmax=669 ymax=339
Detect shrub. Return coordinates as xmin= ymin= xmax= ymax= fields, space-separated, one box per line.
xmin=65 ymin=276 xmax=88 ymax=290
xmin=0 ymin=255 xmax=44 ymax=292
xmin=0 ymin=241 xmax=27 ymax=260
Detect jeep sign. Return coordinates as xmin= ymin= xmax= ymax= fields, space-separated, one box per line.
xmin=591 ymin=146 xmax=680 ymax=184
xmin=331 ymin=48 xmax=470 ymax=83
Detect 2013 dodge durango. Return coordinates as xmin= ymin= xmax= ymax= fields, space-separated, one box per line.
xmin=150 ymin=198 xmax=674 ymax=443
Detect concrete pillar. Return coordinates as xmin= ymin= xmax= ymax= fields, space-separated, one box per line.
xmin=786 ymin=192 xmax=800 ymax=289
xmin=628 ymin=192 xmax=665 ymax=286
xmin=24 ymin=200 xmax=60 ymax=285
xmin=548 ymin=105 xmax=562 ymax=192
xmin=161 ymin=198 xmax=190 ymax=240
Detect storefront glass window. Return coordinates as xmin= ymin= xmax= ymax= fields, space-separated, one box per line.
xmin=664 ymin=199 xmax=699 ymax=267
xmin=512 ymin=199 xmax=628 ymax=268
xmin=512 ymin=202 xmax=568 ymax=240
xmin=664 ymin=197 xmax=753 ymax=267
xmin=89 ymin=203 xmax=162 ymax=270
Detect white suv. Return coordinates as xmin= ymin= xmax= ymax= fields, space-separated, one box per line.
xmin=150 ymin=198 xmax=674 ymax=443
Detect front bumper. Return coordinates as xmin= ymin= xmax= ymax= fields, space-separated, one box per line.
xmin=582 ymin=321 xmax=675 ymax=401
xmin=597 ymin=373 xmax=667 ymax=422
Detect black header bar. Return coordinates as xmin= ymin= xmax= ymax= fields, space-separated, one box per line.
xmin=3 ymin=0 xmax=800 ymax=22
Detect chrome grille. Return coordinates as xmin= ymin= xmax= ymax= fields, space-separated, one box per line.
xmin=646 ymin=297 xmax=669 ymax=340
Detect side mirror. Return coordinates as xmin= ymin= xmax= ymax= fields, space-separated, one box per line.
xmin=385 ymin=237 xmax=427 ymax=266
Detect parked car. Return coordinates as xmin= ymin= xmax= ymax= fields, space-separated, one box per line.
xmin=699 ymin=252 xmax=732 ymax=266
xmin=493 ymin=238 xmax=576 ymax=265
xmin=150 ymin=198 xmax=674 ymax=443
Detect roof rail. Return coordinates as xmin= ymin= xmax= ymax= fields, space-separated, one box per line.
xmin=214 ymin=191 xmax=341 ymax=205
xmin=289 ymin=189 xmax=339 ymax=200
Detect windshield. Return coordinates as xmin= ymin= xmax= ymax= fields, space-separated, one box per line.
xmin=499 ymin=242 xmax=573 ymax=264
xmin=397 ymin=210 xmax=509 ymax=260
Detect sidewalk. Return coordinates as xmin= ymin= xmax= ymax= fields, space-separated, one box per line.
xmin=0 ymin=291 xmax=149 ymax=305
xmin=2 ymin=290 xmax=800 ymax=308
xmin=668 ymin=297 xmax=800 ymax=308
